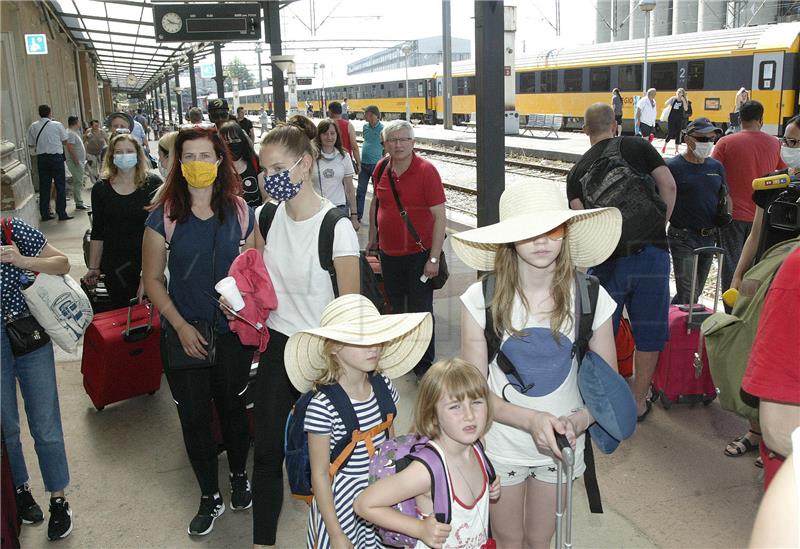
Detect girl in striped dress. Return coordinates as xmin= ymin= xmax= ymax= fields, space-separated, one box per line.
xmin=283 ymin=294 xmax=433 ymax=549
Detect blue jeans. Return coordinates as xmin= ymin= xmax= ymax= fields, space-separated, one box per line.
xmin=0 ymin=324 xmax=70 ymax=492
xmin=356 ymin=163 xmax=376 ymax=222
xmin=667 ymin=227 xmax=716 ymax=304
xmin=37 ymin=153 xmax=67 ymax=219
xmin=379 ymin=250 xmax=435 ymax=376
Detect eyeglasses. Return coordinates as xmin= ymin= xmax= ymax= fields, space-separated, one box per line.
xmin=782 ymin=137 xmax=800 ymax=148
xmin=385 ymin=137 xmax=413 ymax=145
xmin=113 ymin=128 xmax=131 ymax=135
xmin=535 ymin=224 xmax=566 ymax=241
xmin=179 ymin=123 xmax=217 ymax=132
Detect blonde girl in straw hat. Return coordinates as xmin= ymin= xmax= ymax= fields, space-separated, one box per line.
xmin=284 ymin=294 xmax=432 ymax=549
xmin=454 ymin=181 xmax=622 ymax=549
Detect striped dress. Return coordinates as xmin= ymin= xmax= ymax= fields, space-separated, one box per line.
xmin=304 ymin=375 xmax=398 ymax=549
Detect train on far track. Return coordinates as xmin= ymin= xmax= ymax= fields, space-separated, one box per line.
xmin=211 ymin=21 xmax=800 ymax=136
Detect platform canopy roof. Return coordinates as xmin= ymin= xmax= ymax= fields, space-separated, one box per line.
xmin=47 ymin=0 xmax=218 ymax=93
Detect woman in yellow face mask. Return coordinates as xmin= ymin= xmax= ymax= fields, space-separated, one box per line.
xmin=141 ymin=125 xmax=258 ymax=537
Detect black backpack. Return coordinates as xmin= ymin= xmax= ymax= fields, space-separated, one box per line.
xmin=258 ymin=203 xmax=386 ymax=312
xmin=578 ymin=138 xmax=666 ymax=257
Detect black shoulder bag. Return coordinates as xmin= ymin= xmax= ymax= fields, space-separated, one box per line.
xmin=385 ymin=169 xmax=449 ymax=289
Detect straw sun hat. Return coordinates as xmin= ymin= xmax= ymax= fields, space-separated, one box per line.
xmin=451 ymin=182 xmax=622 ymax=271
xmin=284 ymin=294 xmax=433 ymax=393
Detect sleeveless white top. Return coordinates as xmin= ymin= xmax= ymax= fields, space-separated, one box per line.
xmin=414 ymin=441 xmax=490 ymax=549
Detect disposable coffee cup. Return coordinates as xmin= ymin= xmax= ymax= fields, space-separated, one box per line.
xmin=215 ymin=276 xmax=245 ymax=311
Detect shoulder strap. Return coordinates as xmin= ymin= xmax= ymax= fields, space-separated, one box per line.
xmin=35 ymin=120 xmax=51 ymax=150
xmin=233 ymin=196 xmax=250 ymax=241
xmin=258 ymin=201 xmax=279 ymax=241
xmin=163 ymin=204 xmax=176 ymax=246
xmin=410 ymin=444 xmax=452 ymax=524
xmin=318 ymin=207 xmax=348 ymax=296
xmin=474 ymin=439 xmax=496 ymax=484
xmin=368 ymin=374 xmax=397 ymax=422
xmin=387 ymin=169 xmax=426 ymax=253
xmin=374 ymin=157 xmax=390 ymax=183
xmin=318 ymin=383 xmax=359 ymax=462
xmin=601 ymin=136 xmax=622 ymax=160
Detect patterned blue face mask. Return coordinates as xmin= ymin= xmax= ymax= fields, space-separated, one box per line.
xmin=263 ymin=156 xmax=303 ymax=201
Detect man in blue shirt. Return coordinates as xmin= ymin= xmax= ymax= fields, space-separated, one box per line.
xmin=357 ymin=105 xmax=385 ymax=224
xmin=666 ymin=118 xmax=730 ymax=303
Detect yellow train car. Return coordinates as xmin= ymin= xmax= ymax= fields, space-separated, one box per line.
xmin=225 ymin=22 xmax=800 ymax=135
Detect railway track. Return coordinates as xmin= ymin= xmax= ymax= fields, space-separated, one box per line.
xmin=413 ymin=144 xmax=572 ymax=178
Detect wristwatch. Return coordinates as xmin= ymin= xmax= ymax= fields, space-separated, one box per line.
xmin=428 ymin=256 xmax=438 ymax=264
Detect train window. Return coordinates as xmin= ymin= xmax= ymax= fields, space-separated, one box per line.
xmin=651 ymin=62 xmax=677 ymax=91
xmin=686 ymin=61 xmax=704 ymax=90
xmin=456 ymin=77 xmax=472 ymax=95
xmin=759 ymin=61 xmax=776 ymax=90
xmin=417 ymin=82 xmax=425 ymax=97
xmin=398 ymin=82 xmax=404 ymax=89
xmin=618 ymin=64 xmax=642 ymax=91
xmin=564 ymin=69 xmax=583 ymax=92
xmin=519 ymin=72 xmax=536 ymax=93
xmin=539 ymin=70 xmax=557 ymax=93
xmin=589 ymin=67 xmax=610 ymax=91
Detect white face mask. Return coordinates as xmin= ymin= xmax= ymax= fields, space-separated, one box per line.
xmin=692 ymin=142 xmax=713 ymax=160
xmin=780 ymin=145 xmax=800 ymax=168
xmin=158 ymin=158 xmax=170 ymax=178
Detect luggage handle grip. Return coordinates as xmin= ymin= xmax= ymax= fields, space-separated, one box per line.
xmin=691 ymin=246 xmax=725 ymax=257
xmin=124 ymin=298 xmax=154 ymax=340
xmin=555 ymin=432 xmax=574 ymax=466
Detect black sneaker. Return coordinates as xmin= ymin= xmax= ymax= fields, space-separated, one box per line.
xmin=229 ymin=472 xmax=252 ymax=510
xmin=188 ymin=494 xmax=225 ymax=536
xmin=15 ymin=484 xmax=44 ymax=524
xmin=47 ymin=497 xmax=73 ymax=541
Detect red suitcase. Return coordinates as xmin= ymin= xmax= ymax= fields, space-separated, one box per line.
xmin=652 ymin=246 xmax=723 ymax=408
xmin=81 ymin=300 xmax=162 ymax=410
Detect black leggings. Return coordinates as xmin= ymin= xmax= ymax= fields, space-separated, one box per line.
xmin=164 ymin=331 xmax=253 ymax=496
xmin=252 ymin=329 xmax=299 ymax=545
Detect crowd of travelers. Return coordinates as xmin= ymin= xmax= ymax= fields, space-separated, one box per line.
xmin=2 ymin=92 xmax=798 ymax=548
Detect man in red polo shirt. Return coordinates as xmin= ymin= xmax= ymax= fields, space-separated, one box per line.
xmin=741 ymin=246 xmax=800 ymax=489
xmin=367 ymin=120 xmax=446 ymax=378
xmin=711 ymin=100 xmax=785 ymax=290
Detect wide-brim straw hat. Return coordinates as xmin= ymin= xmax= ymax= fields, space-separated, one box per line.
xmin=451 ymin=182 xmax=622 ymax=271
xmin=284 ymin=294 xmax=433 ymax=393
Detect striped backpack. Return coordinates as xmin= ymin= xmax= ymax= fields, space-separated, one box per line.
xmin=284 ymin=374 xmax=395 ymax=504
xmin=367 ymin=435 xmax=495 ymax=547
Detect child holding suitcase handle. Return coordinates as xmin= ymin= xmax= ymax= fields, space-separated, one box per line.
xmin=452 ymin=182 xmax=622 ymax=548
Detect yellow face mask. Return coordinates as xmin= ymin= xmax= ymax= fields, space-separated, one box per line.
xmin=181 ymin=160 xmax=219 ymax=188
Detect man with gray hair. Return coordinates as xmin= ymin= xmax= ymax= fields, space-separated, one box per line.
xmin=367 ymin=120 xmax=446 ymax=378
xmin=635 ymin=88 xmax=658 ymax=138
xmin=567 ymin=103 xmax=676 ymax=422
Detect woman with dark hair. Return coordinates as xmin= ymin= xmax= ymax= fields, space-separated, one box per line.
xmin=612 ymin=88 xmax=624 ymax=136
xmin=84 ymin=133 xmax=160 ymax=310
xmin=248 ymin=115 xmax=360 ymax=547
xmin=313 ymin=119 xmax=359 ymax=230
xmin=141 ymin=125 xmax=256 ymax=537
xmin=219 ymin=121 xmax=267 ymax=207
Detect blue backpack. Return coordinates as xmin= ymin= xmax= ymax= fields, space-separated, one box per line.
xmin=284 ymin=374 xmax=396 ymax=504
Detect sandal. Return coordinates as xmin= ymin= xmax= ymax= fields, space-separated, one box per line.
xmin=755 ymin=456 xmax=764 ymax=469
xmin=724 ymin=430 xmax=761 ymax=457
xmin=637 ymin=400 xmax=652 ymax=423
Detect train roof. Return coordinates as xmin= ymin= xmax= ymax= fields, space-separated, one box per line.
xmin=212 ymin=22 xmax=800 ymax=98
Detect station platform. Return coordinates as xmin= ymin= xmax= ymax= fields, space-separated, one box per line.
xmin=14 ymin=187 xmax=764 ymax=549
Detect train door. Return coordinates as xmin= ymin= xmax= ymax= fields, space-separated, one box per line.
xmin=751 ymin=52 xmax=784 ymax=135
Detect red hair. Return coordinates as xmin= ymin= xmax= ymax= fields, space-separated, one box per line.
xmin=151 ymin=128 xmax=243 ymax=224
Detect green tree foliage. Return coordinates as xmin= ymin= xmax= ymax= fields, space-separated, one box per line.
xmin=223 ymin=58 xmax=255 ymax=92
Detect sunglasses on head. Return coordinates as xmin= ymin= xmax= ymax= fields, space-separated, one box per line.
xmin=179 ymin=123 xmax=217 ymax=132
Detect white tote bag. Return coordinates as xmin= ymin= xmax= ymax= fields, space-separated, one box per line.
xmin=659 ymin=104 xmax=672 ymax=123
xmin=22 ymin=273 xmax=93 ymax=353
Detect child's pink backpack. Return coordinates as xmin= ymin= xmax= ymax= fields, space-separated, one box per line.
xmin=367 ymin=434 xmax=495 ymax=548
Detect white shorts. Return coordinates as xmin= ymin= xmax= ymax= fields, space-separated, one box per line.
xmin=492 ymin=456 xmax=581 ymax=486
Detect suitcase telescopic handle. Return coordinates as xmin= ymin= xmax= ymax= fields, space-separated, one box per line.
xmin=688 ymin=246 xmax=725 ymax=328
xmin=555 ymin=431 xmax=574 ymax=549
xmin=124 ymin=298 xmax=154 ymax=341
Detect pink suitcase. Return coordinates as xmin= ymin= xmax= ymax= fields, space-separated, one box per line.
xmin=651 ymin=246 xmax=723 ymax=408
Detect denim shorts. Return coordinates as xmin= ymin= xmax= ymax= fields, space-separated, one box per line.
xmin=590 ymin=245 xmax=670 ymax=352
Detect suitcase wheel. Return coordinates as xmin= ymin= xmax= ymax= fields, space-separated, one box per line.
xmin=702 ymin=397 xmax=714 ymax=406
xmin=659 ymin=393 xmax=672 ymax=409
xmin=148 ymin=391 xmax=156 ymax=396
xmin=95 ymin=405 xmax=105 ymax=411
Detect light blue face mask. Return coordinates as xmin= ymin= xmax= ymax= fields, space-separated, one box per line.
xmin=113 ymin=152 xmax=138 ymax=171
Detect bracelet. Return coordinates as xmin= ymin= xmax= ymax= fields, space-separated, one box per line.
xmin=350 ymin=214 xmax=358 ymax=218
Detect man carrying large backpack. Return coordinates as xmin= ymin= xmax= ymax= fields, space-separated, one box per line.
xmin=567 ymin=103 xmax=677 ymax=421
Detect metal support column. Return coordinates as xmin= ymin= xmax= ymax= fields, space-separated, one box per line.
xmin=442 ymin=0 xmax=453 ymax=129
xmin=475 ymin=1 xmax=505 ymax=228
xmin=174 ymin=64 xmax=182 ymax=121
xmin=165 ymin=77 xmax=173 ymax=124
xmin=213 ymin=42 xmax=225 ymax=99
xmin=264 ymin=0 xmax=286 ymax=122
xmin=188 ymin=51 xmax=198 ymax=107
xmin=159 ymin=81 xmax=166 ymax=125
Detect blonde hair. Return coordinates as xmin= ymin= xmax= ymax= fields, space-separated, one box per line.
xmin=101 ymin=133 xmax=150 ymax=188
xmin=490 ymin=228 xmax=575 ymax=341
xmin=314 ymin=339 xmax=383 ymax=387
xmin=412 ymin=358 xmax=493 ymax=440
